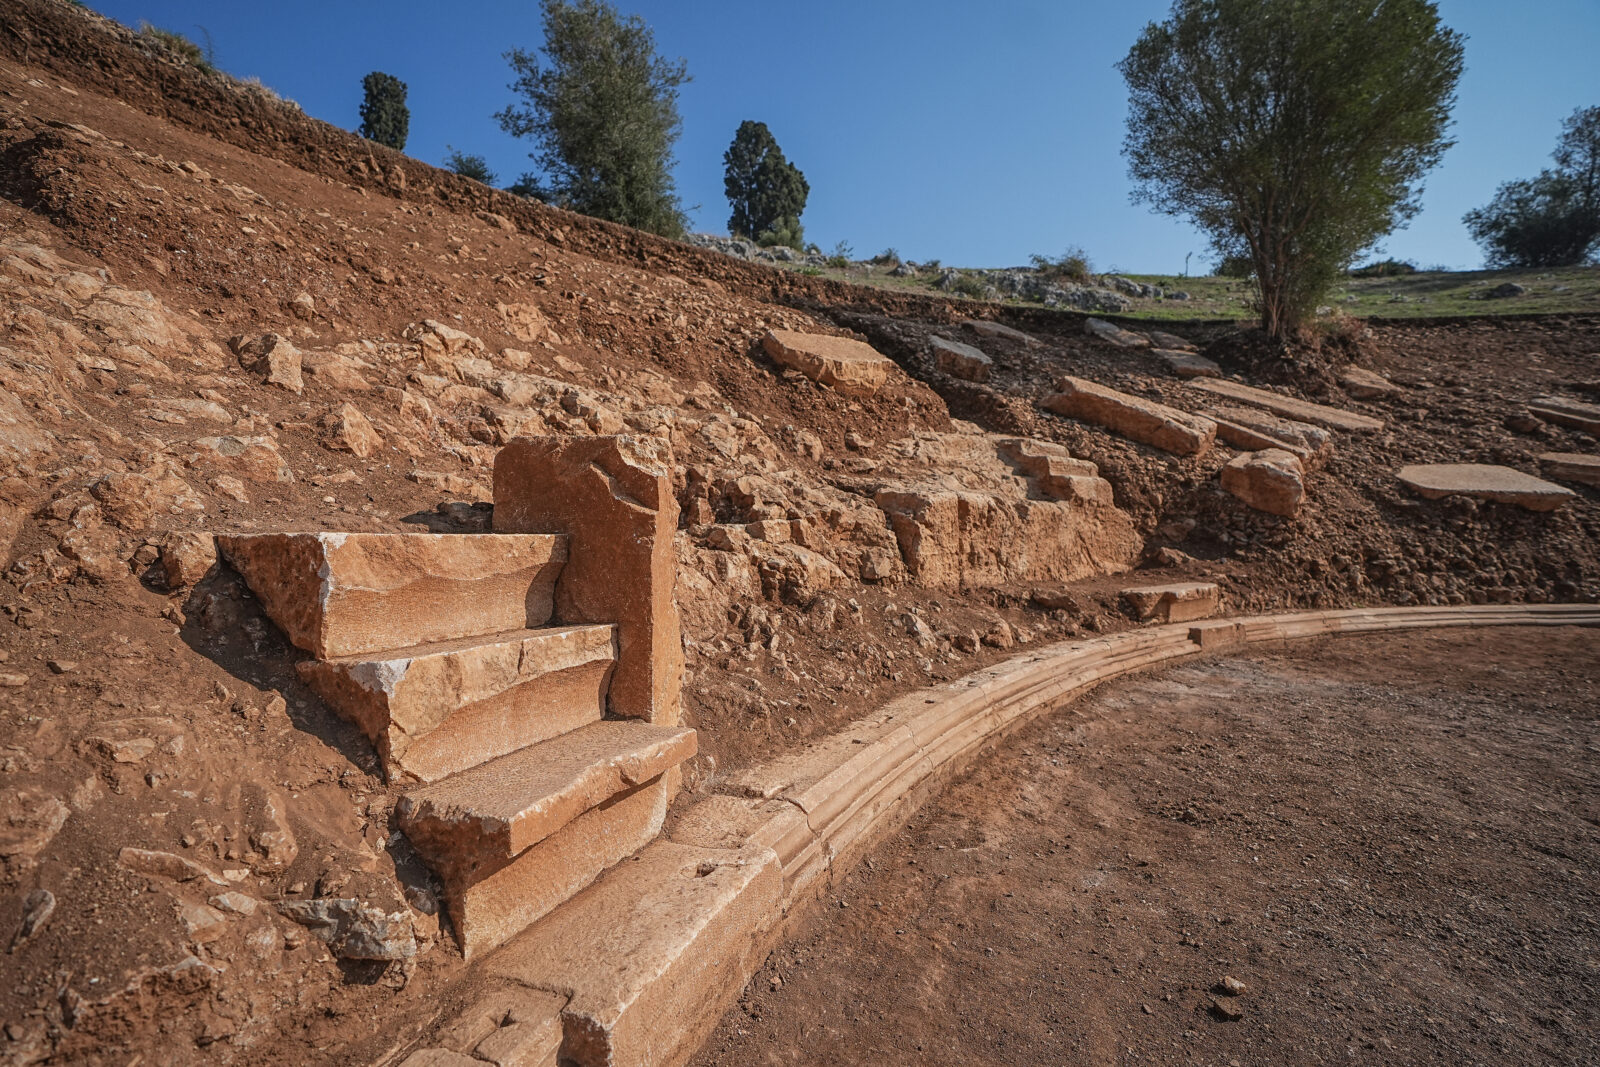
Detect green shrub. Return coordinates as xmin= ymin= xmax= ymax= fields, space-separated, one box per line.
xmin=1350 ymin=257 xmax=1418 ymax=277
xmin=1030 ymin=247 xmax=1092 ymax=283
xmin=951 ymin=274 xmax=989 ymax=298
xmin=444 ymin=147 xmax=497 ymax=185
xmin=139 ymin=23 xmax=212 ymax=72
xmin=871 ymin=247 xmax=901 ymax=266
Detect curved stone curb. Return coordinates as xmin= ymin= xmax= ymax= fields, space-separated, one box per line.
xmin=401 ymin=604 xmax=1600 ymax=1067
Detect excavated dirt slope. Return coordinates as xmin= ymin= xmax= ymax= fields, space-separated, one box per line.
xmin=0 ymin=2 xmax=1597 ymax=1064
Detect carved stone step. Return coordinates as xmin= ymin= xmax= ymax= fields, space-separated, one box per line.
xmin=298 ymin=624 xmax=617 ymax=783
xmin=1186 ymin=378 xmax=1384 ymax=433
xmin=1043 ymin=376 xmax=1217 ymax=456
xmin=217 ymin=532 xmax=567 ymax=658
xmin=488 ymin=840 xmax=782 ymax=1067
xmin=397 ymin=720 xmax=697 ymax=883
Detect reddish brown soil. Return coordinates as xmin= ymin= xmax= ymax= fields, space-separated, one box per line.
xmin=696 ymin=625 xmax=1600 ymax=1066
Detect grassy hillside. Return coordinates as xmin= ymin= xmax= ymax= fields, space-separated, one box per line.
xmin=777 ymin=259 xmax=1600 ymax=322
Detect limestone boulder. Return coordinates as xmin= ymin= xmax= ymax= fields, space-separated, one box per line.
xmin=1158 ymin=350 xmax=1221 ymax=378
xmin=1043 ymin=376 xmax=1216 ymax=456
xmin=1206 ymin=404 xmax=1333 ymax=470
xmin=1084 ymin=318 xmax=1150 ymax=348
xmin=1221 ymin=449 xmax=1306 ymax=517
xmin=761 ymin=330 xmax=897 ymax=397
xmin=1339 ymin=367 xmax=1398 ymax=399
xmin=961 ymin=319 xmax=1039 ymax=346
xmin=231 ymin=333 xmax=304 ymax=393
xmin=930 ymin=335 xmax=992 ymax=382
xmin=321 ymin=402 xmax=383 ymax=458
xmin=186 ymin=435 xmax=294 ymax=483
xmin=159 ymin=531 xmax=217 ymax=588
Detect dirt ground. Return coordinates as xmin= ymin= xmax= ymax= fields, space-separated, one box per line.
xmin=696 ymin=625 xmax=1600 ymax=1066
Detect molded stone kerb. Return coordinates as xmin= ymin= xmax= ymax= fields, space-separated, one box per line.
xmin=493 ymin=436 xmax=683 ymax=726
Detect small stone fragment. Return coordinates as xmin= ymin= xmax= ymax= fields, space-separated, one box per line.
xmin=8 ymin=889 xmax=56 ymax=951
xmin=276 ymin=898 xmax=417 ymax=960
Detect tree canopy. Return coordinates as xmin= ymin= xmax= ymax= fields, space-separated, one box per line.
xmin=1464 ymin=106 xmax=1600 ymax=267
xmin=358 ymin=71 xmax=409 ymax=151
xmin=444 ymin=148 xmax=497 ymax=186
xmin=723 ymin=121 xmax=809 ymax=249
xmin=496 ymin=0 xmax=689 ymax=238
xmin=1119 ymin=0 xmax=1463 ymax=341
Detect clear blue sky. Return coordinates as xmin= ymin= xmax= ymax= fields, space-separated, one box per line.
xmin=91 ymin=0 xmax=1600 ymax=272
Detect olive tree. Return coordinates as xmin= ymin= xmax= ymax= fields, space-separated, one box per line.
xmin=496 ymin=0 xmax=689 ymax=238
xmin=1118 ymin=0 xmax=1464 ymax=341
xmin=1464 ymin=106 xmax=1600 ymax=267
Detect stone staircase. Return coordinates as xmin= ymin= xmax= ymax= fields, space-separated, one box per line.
xmin=219 ymin=528 xmax=697 ymax=960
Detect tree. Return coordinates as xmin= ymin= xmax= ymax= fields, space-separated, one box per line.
xmin=359 ymin=72 xmax=409 ymax=151
xmin=1464 ymin=106 xmax=1600 ymax=267
xmin=444 ymin=147 xmax=497 ymax=185
xmin=496 ymin=0 xmax=689 ymax=238
xmin=1118 ymin=0 xmax=1463 ymax=342
xmin=723 ymin=121 xmax=809 ymax=249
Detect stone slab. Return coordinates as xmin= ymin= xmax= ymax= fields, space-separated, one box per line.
xmin=217 ymin=532 xmax=566 ymax=659
xmin=494 ymin=436 xmax=683 ymax=726
xmin=298 ymin=624 xmax=617 ymax=783
xmin=397 ymin=720 xmax=696 ymax=878
xmin=1043 ymin=376 xmax=1216 ymax=456
xmin=447 ymin=775 xmax=671 ymax=960
xmin=1339 ymin=367 xmax=1398 ymax=399
xmin=961 ymin=319 xmax=1038 ymax=346
xmin=1156 ymin=349 xmax=1221 ymax=378
xmin=1221 ymin=449 xmax=1306 ymax=518
xmin=1148 ymin=330 xmax=1198 ymax=353
xmin=1122 ymin=582 xmax=1221 ymax=623
xmin=1529 ymin=396 xmax=1600 ymax=436
xmin=930 ymin=335 xmax=992 ymax=382
xmin=761 ymin=330 xmax=896 ymax=398
xmin=1186 ymin=378 xmax=1384 ymax=433
xmin=1397 ymin=464 xmax=1575 ymax=512
xmin=1084 ymin=317 xmax=1150 ymax=348
xmin=1205 ymin=403 xmax=1333 ymax=469
xmin=490 ymin=841 xmax=780 ymax=1067
xmin=1538 ymin=452 xmax=1600 ymax=488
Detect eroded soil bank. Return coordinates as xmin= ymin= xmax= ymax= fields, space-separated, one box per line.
xmin=697 ymin=625 xmax=1600 ymax=1066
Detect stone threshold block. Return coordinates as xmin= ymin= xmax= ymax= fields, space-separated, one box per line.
xmin=442 ymin=774 xmax=672 ymax=960
xmin=298 ymin=624 xmax=618 ymax=783
xmin=1042 ymin=376 xmax=1216 ymax=456
xmin=1188 ymin=620 xmax=1248 ymax=651
xmin=1122 ymin=582 xmax=1221 ymax=623
xmin=217 ymin=532 xmax=567 ymax=658
xmin=488 ymin=841 xmax=782 ymax=1067
xmin=398 ymin=719 xmax=696 ymax=880
xmin=1186 ymin=378 xmax=1384 ymax=433
xmin=1539 ymin=452 xmax=1600 ymax=488
xmin=1529 ymin=396 xmax=1600 ymax=436
xmin=760 ymin=329 xmax=897 ymax=398
xmin=1397 ymin=464 xmax=1574 ymax=512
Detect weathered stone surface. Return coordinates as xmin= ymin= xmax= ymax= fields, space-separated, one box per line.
xmin=396 ymin=720 xmax=696 ymax=877
xmin=1339 ymin=367 xmax=1398 ymax=399
xmin=426 ymin=984 xmax=564 ymax=1067
xmin=320 ymin=402 xmax=383 ymax=458
xmin=0 ymin=789 xmax=70 ymax=866
xmin=1084 ymin=317 xmax=1150 ymax=347
xmin=1397 ymin=464 xmax=1575 ymax=512
xmin=760 ymin=330 xmax=896 ymax=397
xmin=1187 ymin=378 xmax=1384 ymax=433
xmin=961 ymin=319 xmax=1038 ymax=346
xmin=1205 ymin=403 xmax=1333 ymax=469
xmin=1157 ymin=349 xmax=1221 ymax=378
xmin=1148 ymin=330 xmax=1198 ymax=352
xmin=1122 ymin=582 xmax=1221 ymax=623
xmin=1043 ymin=376 xmax=1216 ymax=456
xmin=1188 ymin=620 xmax=1248 ymax=651
xmin=158 ymin=531 xmax=216 ymax=588
xmin=1538 ymin=452 xmax=1600 ymax=488
xmin=276 ymin=897 xmax=416 ymax=960
xmin=187 ymin=435 xmax=294 ymax=483
xmin=1529 ymin=396 xmax=1600 ymax=435
xmin=217 ymin=532 xmax=566 ymax=658
xmin=298 ymin=624 xmax=617 ymax=783
xmin=1221 ymin=449 xmax=1306 ymax=517
xmin=494 ymin=436 xmax=682 ymax=725
xmin=444 ymin=775 xmax=671 ymax=959
xmin=489 ymin=841 xmax=781 ymax=1067
xmin=930 ymin=335 xmax=992 ymax=382
xmin=231 ymin=333 xmax=303 ymax=393
xmin=995 ymin=438 xmax=1113 ymax=503
xmin=873 ymin=487 xmax=1138 ymax=588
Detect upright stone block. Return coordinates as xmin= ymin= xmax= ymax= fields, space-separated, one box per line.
xmin=494 ymin=436 xmax=683 ymax=725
